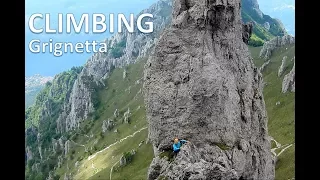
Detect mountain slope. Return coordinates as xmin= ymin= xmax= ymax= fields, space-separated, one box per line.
xmin=242 ymin=0 xmax=286 ymax=46
xmin=249 ymin=43 xmax=295 ymax=180
xmin=54 ymin=58 xmax=153 ymax=180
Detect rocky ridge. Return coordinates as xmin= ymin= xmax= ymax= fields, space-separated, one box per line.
xmin=259 ymin=35 xmax=295 ymax=60
xmin=56 ymin=0 xmax=173 ymax=133
xmin=144 ymin=0 xmax=274 ymax=179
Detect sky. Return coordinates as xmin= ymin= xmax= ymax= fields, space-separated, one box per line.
xmin=25 ymin=0 xmax=158 ymax=77
xmin=25 ymin=0 xmax=295 ymax=77
xmin=257 ymin=0 xmax=295 ymax=35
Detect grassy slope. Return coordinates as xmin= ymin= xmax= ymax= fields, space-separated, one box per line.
xmin=249 ymin=45 xmax=295 ymax=180
xmin=55 ymin=58 xmax=154 ymax=180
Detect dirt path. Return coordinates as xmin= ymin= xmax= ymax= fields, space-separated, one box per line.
xmin=110 ymin=161 xmax=119 ymax=180
xmin=270 ymin=136 xmax=294 ymax=157
xmin=88 ymin=127 xmax=148 ymax=161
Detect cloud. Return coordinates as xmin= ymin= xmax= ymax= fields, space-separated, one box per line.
xmin=273 ymin=4 xmax=295 ymax=11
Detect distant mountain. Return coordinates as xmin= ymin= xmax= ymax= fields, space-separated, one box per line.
xmin=25 ymin=74 xmax=53 ymax=108
xmin=257 ymin=0 xmax=295 ymax=35
xmin=242 ymin=0 xmax=287 ymax=46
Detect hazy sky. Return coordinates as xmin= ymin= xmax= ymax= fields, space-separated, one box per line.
xmin=25 ymin=0 xmax=295 ymax=77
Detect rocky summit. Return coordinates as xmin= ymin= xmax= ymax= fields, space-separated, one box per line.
xmin=144 ymin=0 xmax=274 ymax=179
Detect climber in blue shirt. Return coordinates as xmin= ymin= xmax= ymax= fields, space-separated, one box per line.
xmin=172 ymin=137 xmax=188 ymax=154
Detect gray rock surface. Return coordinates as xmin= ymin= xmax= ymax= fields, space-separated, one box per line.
xmin=123 ymin=69 xmax=127 ymax=79
xmin=242 ymin=22 xmax=253 ymax=44
xmin=282 ymin=61 xmax=295 ymax=93
xmin=144 ymin=0 xmax=274 ymax=179
xmin=119 ymin=155 xmax=127 ymax=166
xmin=263 ymin=22 xmax=270 ymax=30
xmin=259 ymin=35 xmax=295 ymax=60
xmin=64 ymin=140 xmax=73 ymax=157
xmin=123 ymin=108 xmax=131 ymax=123
xmin=114 ymin=109 xmax=119 ymax=118
xmin=102 ymin=119 xmax=114 ymax=132
xmin=38 ymin=146 xmax=43 ymax=160
xmin=259 ymin=60 xmax=270 ymax=72
xmin=58 ymin=155 xmax=64 ymax=168
xmin=26 ymin=146 xmax=33 ymax=162
xmin=278 ymin=56 xmax=287 ymax=77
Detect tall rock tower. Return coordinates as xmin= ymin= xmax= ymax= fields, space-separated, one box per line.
xmin=143 ymin=0 xmax=275 ymax=179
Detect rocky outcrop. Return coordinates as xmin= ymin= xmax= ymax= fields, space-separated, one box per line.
xmin=56 ymin=0 xmax=173 ymax=133
xmin=282 ymin=61 xmax=295 ymax=93
xmin=26 ymin=146 xmax=33 ymax=162
xmin=259 ymin=60 xmax=270 ymax=72
xmin=75 ymin=161 xmax=79 ymax=168
xmin=114 ymin=109 xmax=119 ymax=118
xmin=278 ymin=56 xmax=287 ymax=77
xmin=102 ymin=119 xmax=114 ymax=132
xmin=57 ymin=155 xmax=64 ymax=168
xmin=120 ymin=150 xmax=136 ymax=166
xmin=32 ymin=163 xmax=40 ymax=173
xmin=64 ymin=140 xmax=73 ymax=157
xmin=119 ymin=155 xmax=127 ymax=166
xmin=144 ymin=0 xmax=274 ymax=179
xmin=259 ymin=35 xmax=295 ymax=60
xmin=263 ymin=22 xmax=270 ymax=30
xmin=123 ymin=108 xmax=131 ymax=123
xmin=242 ymin=22 xmax=253 ymax=44
xmin=123 ymin=69 xmax=127 ymax=79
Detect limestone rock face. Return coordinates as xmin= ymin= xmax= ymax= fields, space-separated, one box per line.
xmin=144 ymin=0 xmax=274 ymax=179
xmin=282 ymin=61 xmax=295 ymax=93
xmin=123 ymin=108 xmax=131 ymax=123
xmin=102 ymin=119 xmax=114 ymax=132
xmin=278 ymin=56 xmax=287 ymax=77
xmin=259 ymin=35 xmax=295 ymax=60
xmin=260 ymin=60 xmax=270 ymax=72
xmin=242 ymin=22 xmax=253 ymax=44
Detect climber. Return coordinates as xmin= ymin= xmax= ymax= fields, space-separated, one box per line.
xmin=172 ymin=137 xmax=188 ymax=155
